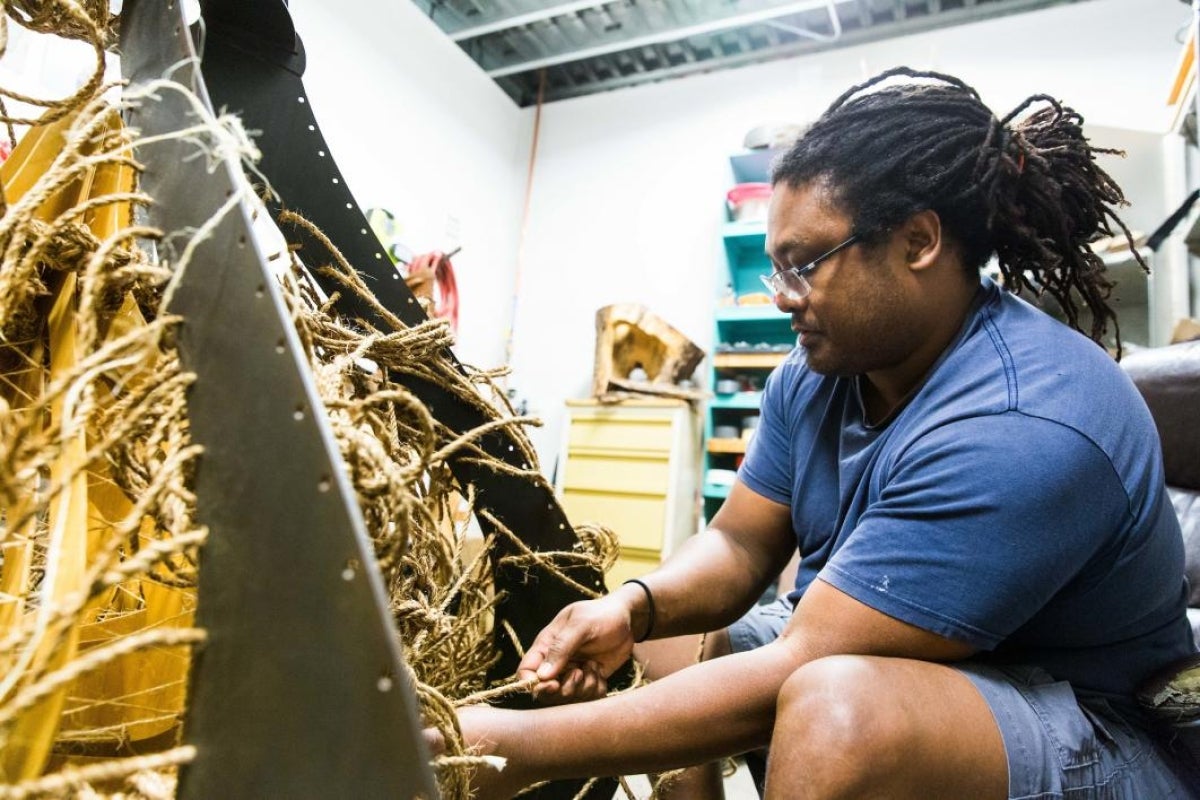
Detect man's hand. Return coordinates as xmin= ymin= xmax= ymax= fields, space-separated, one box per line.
xmin=530 ymin=659 xmax=608 ymax=704
xmin=517 ymin=586 xmax=645 ymax=703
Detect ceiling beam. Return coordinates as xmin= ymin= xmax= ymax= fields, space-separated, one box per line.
xmin=526 ymin=0 xmax=1088 ymax=103
xmin=486 ymin=0 xmax=851 ymax=78
xmin=450 ymin=0 xmax=609 ymax=41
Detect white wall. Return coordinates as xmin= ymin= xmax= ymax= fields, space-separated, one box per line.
xmin=2 ymin=0 xmax=529 ymax=372
xmin=2 ymin=0 xmax=1185 ymax=476
xmin=289 ymin=0 xmax=530 ymax=370
xmin=0 ymin=11 xmax=122 ymax=130
xmin=510 ymin=0 xmax=1190 ymax=470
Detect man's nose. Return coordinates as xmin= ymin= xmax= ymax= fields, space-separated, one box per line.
xmin=773 ymin=290 xmax=805 ymax=314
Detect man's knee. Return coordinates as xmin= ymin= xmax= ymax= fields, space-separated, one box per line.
xmin=775 ymin=656 xmax=906 ymax=775
xmin=771 ymin=657 xmax=1010 ymax=800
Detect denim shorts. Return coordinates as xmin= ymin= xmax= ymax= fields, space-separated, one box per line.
xmin=960 ymin=663 xmax=1198 ymax=799
xmin=727 ymin=599 xmax=1199 ymax=798
xmin=728 ymin=595 xmax=794 ymax=654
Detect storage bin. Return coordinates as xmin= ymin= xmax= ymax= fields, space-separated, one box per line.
xmin=727 ymin=183 xmax=772 ymax=222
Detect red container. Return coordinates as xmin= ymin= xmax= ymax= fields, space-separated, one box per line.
xmin=726 ymin=182 xmax=772 ymax=222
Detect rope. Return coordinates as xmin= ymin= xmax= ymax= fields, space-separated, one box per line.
xmin=0 ymin=10 xmax=629 ymax=799
xmin=0 ymin=747 xmax=195 ymax=799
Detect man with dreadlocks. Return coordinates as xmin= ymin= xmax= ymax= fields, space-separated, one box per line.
xmin=449 ymin=69 xmax=1200 ymax=798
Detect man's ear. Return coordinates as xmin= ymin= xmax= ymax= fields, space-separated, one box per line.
xmin=903 ymin=209 xmax=943 ymax=272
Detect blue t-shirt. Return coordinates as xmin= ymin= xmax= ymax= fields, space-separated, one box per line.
xmin=739 ymin=278 xmax=1195 ymax=703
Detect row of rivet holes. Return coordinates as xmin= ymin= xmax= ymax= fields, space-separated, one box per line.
xmin=294 ymin=95 xmax=601 ymax=602
xmin=157 ymin=0 xmax=424 ymax=724
xmin=297 ymin=96 xmax=417 ymax=303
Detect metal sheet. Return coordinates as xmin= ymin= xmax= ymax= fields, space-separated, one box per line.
xmin=119 ymin=1 xmax=438 ymax=797
xmin=192 ymin=0 xmax=631 ymax=705
xmin=123 ymin=1 xmax=629 ymax=797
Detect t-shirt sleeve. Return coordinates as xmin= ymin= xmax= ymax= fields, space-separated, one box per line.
xmin=738 ymin=364 xmax=794 ymax=504
xmin=819 ymin=412 xmax=1132 ymax=649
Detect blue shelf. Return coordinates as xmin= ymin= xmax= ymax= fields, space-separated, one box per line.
xmin=715 ymin=305 xmax=782 ymax=322
xmin=722 ymin=223 xmax=771 ymax=297
xmin=729 ymin=148 xmax=784 ymax=184
xmin=722 ymin=220 xmax=767 ymax=241
xmin=703 ymin=481 xmax=732 ymax=499
xmin=709 ymin=393 xmax=764 ymax=410
xmin=704 ymin=149 xmax=789 ymax=526
xmin=722 ymin=225 xmax=767 ymax=266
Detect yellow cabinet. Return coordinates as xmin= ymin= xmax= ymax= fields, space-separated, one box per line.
xmin=556 ymin=399 xmax=701 ymax=590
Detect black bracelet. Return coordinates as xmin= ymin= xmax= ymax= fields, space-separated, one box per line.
xmin=622 ymin=578 xmax=656 ymax=643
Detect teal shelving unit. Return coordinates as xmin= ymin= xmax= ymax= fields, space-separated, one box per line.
xmin=703 ymin=150 xmax=794 ymax=523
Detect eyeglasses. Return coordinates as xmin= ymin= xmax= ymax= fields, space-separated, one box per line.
xmin=759 ymin=233 xmax=862 ymax=301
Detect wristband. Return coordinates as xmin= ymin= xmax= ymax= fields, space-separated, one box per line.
xmin=622 ymin=578 xmax=656 ymax=643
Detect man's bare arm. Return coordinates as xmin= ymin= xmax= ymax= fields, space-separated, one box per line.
xmin=517 ymin=480 xmax=796 ymax=697
xmin=466 ymin=578 xmax=979 ymax=798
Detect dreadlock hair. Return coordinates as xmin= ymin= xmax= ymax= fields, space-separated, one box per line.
xmin=772 ymin=66 xmax=1146 ymax=357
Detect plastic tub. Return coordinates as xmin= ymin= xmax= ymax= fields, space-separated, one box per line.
xmin=727 ymin=183 xmax=772 ymax=223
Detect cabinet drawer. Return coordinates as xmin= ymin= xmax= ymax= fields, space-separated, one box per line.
xmin=568 ymin=415 xmax=675 ymax=455
xmin=606 ymin=552 xmax=663 ymax=589
xmin=561 ymin=453 xmax=670 ymax=495
xmin=561 ymin=490 xmax=666 ymax=552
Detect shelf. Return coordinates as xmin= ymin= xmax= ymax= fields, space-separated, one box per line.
xmin=721 ymin=221 xmax=772 ymax=297
xmin=713 ymin=352 xmax=788 ymax=369
xmin=702 ymin=481 xmax=732 ymax=499
xmin=722 ymin=224 xmax=770 ymax=297
xmin=715 ymin=305 xmax=782 ymax=322
xmin=1096 ymin=245 xmax=1152 ymax=268
xmin=709 ymin=393 xmax=763 ymax=409
xmin=729 ymin=147 xmax=784 ymax=184
xmin=707 ymin=437 xmax=747 ymax=454
xmin=706 ymin=149 xmax=787 ymax=524
xmin=722 ymin=220 xmax=767 ymax=241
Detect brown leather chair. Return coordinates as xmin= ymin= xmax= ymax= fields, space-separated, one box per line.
xmin=1123 ymin=338 xmax=1200 ymax=642
xmin=1123 ymin=340 xmax=1200 ymax=755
